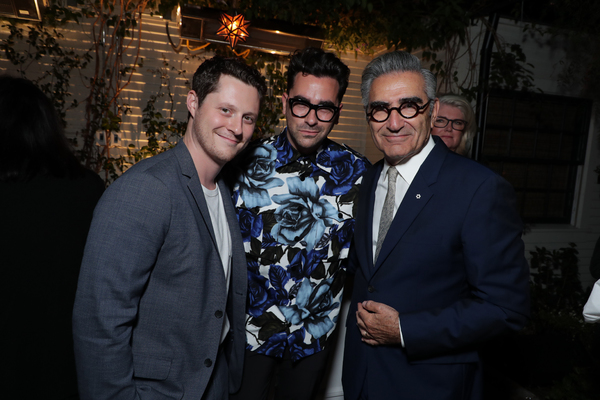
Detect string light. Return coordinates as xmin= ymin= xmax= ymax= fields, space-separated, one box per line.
xmin=216 ymin=12 xmax=250 ymax=48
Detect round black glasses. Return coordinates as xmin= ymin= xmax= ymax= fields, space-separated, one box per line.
xmin=433 ymin=116 xmax=466 ymax=131
xmin=366 ymin=101 xmax=431 ymax=123
xmin=288 ymin=97 xmax=340 ymax=122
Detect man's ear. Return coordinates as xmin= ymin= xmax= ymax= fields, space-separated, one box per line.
xmin=333 ymin=103 xmax=343 ymax=125
xmin=281 ymin=92 xmax=289 ymax=114
xmin=186 ymin=90 xmax=198 ymax=117
xmin=429 ymin=98 xmax=440 ymax=128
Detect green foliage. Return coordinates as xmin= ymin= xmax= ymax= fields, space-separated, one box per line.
xmin=529 ymin=0 xmax=600 ymax=100
xmin=0 ymin=0 xmax=157 ymax=181
xmin=247 ymin=55 xmax=286 ymax=139
xmin=1 ymin=0 xmax=547 ymax=184
xmin=0 ymin=7 xmax=91 ymax=125
xmin=232 ymin=0 xmax=475 ymax=54
xmin=485 ymin=243 xmax=598 ymax=399
xmin=512 ymin=243 xmax=599 ymax=399
xmin=529 ymin=243 xmax=584 ymax=322
xmin=125 ymin=59 xmax=187 ymax=169
xmin=489 ymin=43 xmax=536 ymax=92
xmin=0 ymin=0 xmax=283 ymax=183
xmin=535 ymin=0 xmax=600 ymax=176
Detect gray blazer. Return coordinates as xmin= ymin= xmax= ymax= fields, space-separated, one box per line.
xmin=73 ymin=142 xmax=247 ymax=399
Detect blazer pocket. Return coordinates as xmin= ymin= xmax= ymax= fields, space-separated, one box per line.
xmin=133 ymin=354 xmax=173 ymax=380
xmin=408 ymin=350 xmax=479 ymax=365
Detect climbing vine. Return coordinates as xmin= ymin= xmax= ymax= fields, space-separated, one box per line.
xmin=2 ymin=0 xmax=547 ymax=182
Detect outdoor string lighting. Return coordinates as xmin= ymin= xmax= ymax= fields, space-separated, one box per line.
xmin=216 ymin=12 xmax=250 ymax=48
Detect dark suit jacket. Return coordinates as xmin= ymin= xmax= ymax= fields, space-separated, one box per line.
xmin=73 ymin=143 xmax=247 ymax=400
xmin=342 ymin=137 xmax=530 ymax=400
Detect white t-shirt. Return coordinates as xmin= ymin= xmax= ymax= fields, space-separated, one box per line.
xmin=202 ymin=184 xmax=232 ymax=343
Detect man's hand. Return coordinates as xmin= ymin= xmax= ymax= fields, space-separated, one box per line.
xmin=356 ymin=300 xmax=401 ymax=346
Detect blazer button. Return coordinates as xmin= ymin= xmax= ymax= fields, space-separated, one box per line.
xmin=204 ymin=358 xmax=212 ymax=367
xmin=368 ymin=285 xmax=375 ymax=293
xmin=215 ymin=310 xmax=223 ymax=318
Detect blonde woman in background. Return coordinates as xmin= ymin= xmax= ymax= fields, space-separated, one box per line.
xmin=431 ymin=94 xmax=477 ymax=157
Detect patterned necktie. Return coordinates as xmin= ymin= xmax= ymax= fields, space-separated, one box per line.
xmin=375 ymin=167 xmax=399 ymax=263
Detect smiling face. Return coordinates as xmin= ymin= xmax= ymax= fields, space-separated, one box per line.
xmin=431 ymin=103 xmax=466 ymax=153
xmin=367 ymin=71 xmax=438 ymax=166
xmin=282 ymin=73 xmax=342 ymax=155
xmin=185 ymin=74 xmax=260 ymax=170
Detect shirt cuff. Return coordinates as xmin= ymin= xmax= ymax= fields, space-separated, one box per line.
xmin=399 ymin=317 xmax=405 ymax=347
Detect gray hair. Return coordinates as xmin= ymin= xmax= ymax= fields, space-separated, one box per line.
xmin=361 ymin=51 xmax=437 ymax=110
xmin=438 ymin=94 xmax=477 ymax=156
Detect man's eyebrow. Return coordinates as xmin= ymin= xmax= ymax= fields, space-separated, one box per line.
xmin=368 ymin=96 xmax=426 ymax=109
xmin=400 ymin=96 xmax=425 ymax=104
xmin=368 ymin=100 xmax=390 ymax=109
xmin=291 ymin=95 xmax=337 ymax=107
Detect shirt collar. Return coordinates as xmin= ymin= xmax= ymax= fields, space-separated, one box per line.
xmin=274 ymin=128 xmax=327 ymax=166
xmin=382 ymin=134 xmax=435 ymax=186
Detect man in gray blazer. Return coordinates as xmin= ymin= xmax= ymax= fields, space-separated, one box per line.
xmin=73 ymin=56 xmax=266 ymax=400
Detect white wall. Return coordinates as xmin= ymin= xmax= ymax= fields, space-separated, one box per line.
xmin=492 ymin=19 xmax=600 ymax=289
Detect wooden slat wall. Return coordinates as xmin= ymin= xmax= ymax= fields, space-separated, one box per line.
xmin=1 ymin=13 xmax=380 ymax=162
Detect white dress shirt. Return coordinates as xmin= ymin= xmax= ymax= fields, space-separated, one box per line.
xmin=372 ymin=137 xmax=435 ymax=262
xmin=371 ymin=136 xmax=435 ymax=346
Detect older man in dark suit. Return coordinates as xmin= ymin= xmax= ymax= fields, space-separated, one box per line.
xmin=342 ymin=51 xmax=530 ymax=400
xmin=73 ymin=56 xmax=266 ymax=400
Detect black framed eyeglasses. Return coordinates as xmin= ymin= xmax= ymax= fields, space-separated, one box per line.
xmin=366 ymin=100 xmax=431 ymax=123
xmin=433 ymin=116 xmax=466 ymax=131
xmin=288 ymin=97 xmax=340 ymax=122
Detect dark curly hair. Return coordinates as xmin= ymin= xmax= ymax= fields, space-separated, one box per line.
xmin=287 ymin=47 xmax=350 ymax=103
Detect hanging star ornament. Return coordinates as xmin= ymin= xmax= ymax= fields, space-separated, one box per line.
xmin=216 ymin=12 xmax=250 ymax=49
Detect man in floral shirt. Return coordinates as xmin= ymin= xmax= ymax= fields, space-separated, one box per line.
xmin=229 ymin=47 xmax=370 ymax=400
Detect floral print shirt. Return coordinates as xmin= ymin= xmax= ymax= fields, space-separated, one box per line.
xmin=231 ymin=130 xmax=370 ymax=361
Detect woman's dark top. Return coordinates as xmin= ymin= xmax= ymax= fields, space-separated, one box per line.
xmin=1 ymin=169 xmax=105 ymax=399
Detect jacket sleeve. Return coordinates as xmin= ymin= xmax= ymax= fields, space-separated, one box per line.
xmin=72 ymin=172 xmax=170 ymax=400
xmin=400 ymin=174 xmax=530 ymax=359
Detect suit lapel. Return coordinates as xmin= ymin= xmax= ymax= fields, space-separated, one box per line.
xmin=372 ymin=138 xmax=448 ymax=272
xmin=358 ymin=162 xmax=382 ymax=279
xmin=219 ymin=178 xmax=246 ymax=292
xmin=173 ymin=142 xmax=218 ymax=248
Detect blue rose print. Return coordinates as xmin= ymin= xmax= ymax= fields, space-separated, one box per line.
xmin=247 ymin=271 xmax=276 ymax=318
xmin=238 ymin=144 xmax=284 ymax=209
xmin=289 ymin=330 xmax=321 ymax=361
xmin=274 ymin=130 xmax=295 ymax=165
xmin=288 ymin=247 xmax=329 ymax=281
xmin=232 ymin=132 xmax=371 ymax=360
xmin=288 ymin=328 xmax=322 ymax=361
xmin=317 ymin=149 xmax=367 ymax=196
xmin=279 ymin=277 xmax=340 ymax=339
xmin=261 ymin=232 xmax=277 ymax=249
xmin=256 ymin=331 xmax=288 ymax=357
xmin=269 ymin=265 xmax=290 ymax=306
xmin=333 ymin=220 xmax=355 ymax=251
xmin=237 ymin=208 xmax=263 ymax=243
xmin=248 ymin=259 xmax=260 ymax=275
xmin=271 ymin=177 xmax=340 ymax=252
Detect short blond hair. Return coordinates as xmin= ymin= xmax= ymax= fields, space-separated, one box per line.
xmin=438 ymin=94 xmax=477 ymax=156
